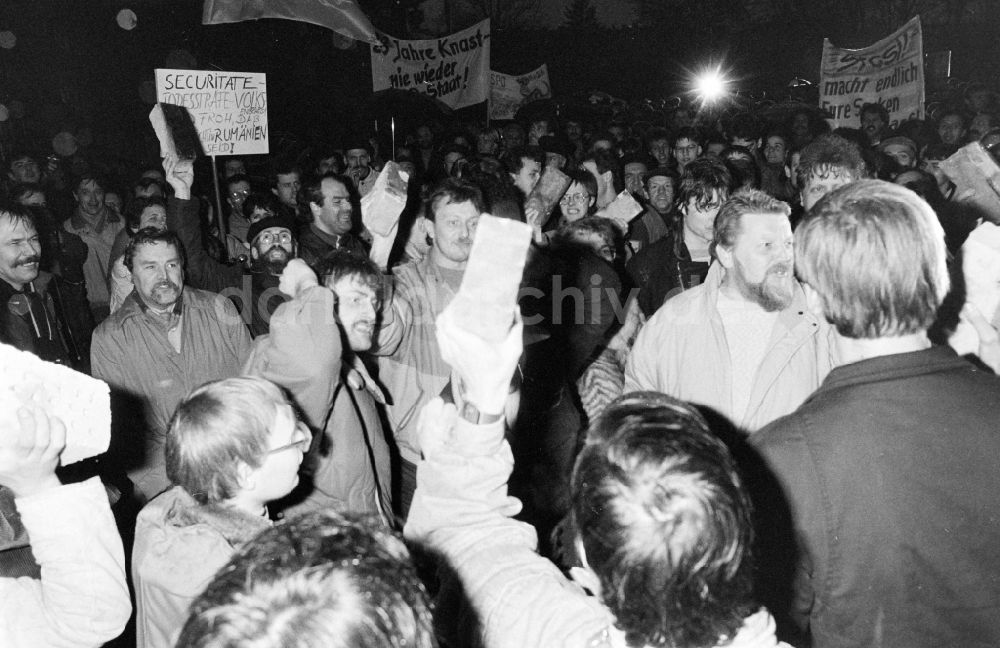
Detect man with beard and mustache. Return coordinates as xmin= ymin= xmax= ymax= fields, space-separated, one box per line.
xmin=625 ymin=189 xmax=835 ymax=432
xmin=252 ymin=253 xmax=394 ymax=523
xmin=297 ymin=173 xmax=368 ymax=266
xmin=754 ymin=181 xmax=1000 ymax=647
xmin=91 ymin=227 xmax=251 ymax=502
xmin=162 ymin=155 xmax=295 ymax=337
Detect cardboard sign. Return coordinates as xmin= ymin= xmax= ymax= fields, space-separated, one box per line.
xmin=370 ymin=20 xmax=490 ymax=110
xmin=155 ymin=68 xmax=268 ymax=155
xmin=447 ymin=214 xmax=532 ymax=343
xmin=819 ymin=16 xmax=924 ymax=130
xmin=0 ymin=343 xmax=111 ymax=465
xmin=489 ymin=64 xmax=551 ymax=121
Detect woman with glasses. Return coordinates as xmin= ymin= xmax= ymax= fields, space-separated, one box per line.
xmin=131 ymin=376 xmax=309 ymax=648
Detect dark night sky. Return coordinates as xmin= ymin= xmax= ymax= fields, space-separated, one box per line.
xmin=0 ymin=0 xmax=997 ymax=167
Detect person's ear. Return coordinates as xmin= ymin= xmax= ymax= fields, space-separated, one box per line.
xmin=235 ymin=460 xmax=256 ymax=492
xmin=716 ymin=243 xmax=734 ymax=270
xmin=568 ymin=535 xmax=602 ymax=598
xmin=250 ymin=246 xmax=259 ymax=260
xmin=419 ymin=216 xmax=433 ymax=242
xmin=802 ymin=282 xmax=825 ymax=319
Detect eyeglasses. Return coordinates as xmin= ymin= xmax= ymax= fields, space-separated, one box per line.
xmin=560 ymin=193 xmax=590 ymax=205
xmin=267 ymin=422 xmax=311 ymax=455
xmin=256 ymin=231 xmax=293 ymax=247
xmin=229 ymin=189 xmax=250 ymax=199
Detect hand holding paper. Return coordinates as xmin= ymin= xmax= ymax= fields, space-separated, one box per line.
xmin=0 ymin=405 xmax=65 ymax=499
xmin=597 ymin=190 xmax=643 ymax=233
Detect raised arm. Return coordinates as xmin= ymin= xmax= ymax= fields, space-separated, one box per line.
xmin=1 ymin=406 xmax=131 ymax=648
xmin=404 ymin=309 xmax=612 ymax=647
xmin=242 ymin=259 xmax=342 ymax=430
xmin=163 ymin=154 xmax=241 ymax=293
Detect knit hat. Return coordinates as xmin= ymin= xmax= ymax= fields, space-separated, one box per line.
xmin=246 ymin=215 xmax=297 ymax=246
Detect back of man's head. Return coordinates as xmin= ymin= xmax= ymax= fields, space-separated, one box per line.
xmin=795 ymin=179 xmax=949 ymax=339
xmin=176 ymin=511 xmax=436 ymax=648
xmin=571 ymin=392 xmax=754 ymax=648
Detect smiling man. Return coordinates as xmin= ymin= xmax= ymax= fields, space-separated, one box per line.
xmin=625 ymin=189 xmax=835 ymax=432
xmin=0 ymin=203 xmax=76 ymax=365
xmin=92 ymin=228 xmax=251 ymax=501
xmin=65 ymin=173 xmax=124 ymax=321
xmin=258 ymin=254 xmax=394 ymax=523
xmin=298 ymin=173 xmax=368 ymax=265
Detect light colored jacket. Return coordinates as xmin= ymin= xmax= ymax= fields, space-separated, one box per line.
xmin=373 ymin=255 xmax=458 ymax=463
xmin=3 ymin=478 xmax=131 ymax=648
xmin=91 ymin=288 xmax=251 ymax=499
xmin=624 ymin=262 xmax=834 ymax=432
xmin=132 ymin=486 xmax=270 ymax=648
xmin=404 ymin=406 xmax=789 ymax=648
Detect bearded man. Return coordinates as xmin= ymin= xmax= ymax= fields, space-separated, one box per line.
xmin=162 ymin=155 xmax=294 ymax=337
xmin=625 ymin=189 xmax=835 ymax=432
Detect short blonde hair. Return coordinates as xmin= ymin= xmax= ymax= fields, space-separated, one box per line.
xmin=166 ymin=377 xmax=289 ymax=504
xmin=795 ymin=180 xmax=949 ymax=338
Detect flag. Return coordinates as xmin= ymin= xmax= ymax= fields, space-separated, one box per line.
xmin=203 ymin=0 xmax=378 ymax=45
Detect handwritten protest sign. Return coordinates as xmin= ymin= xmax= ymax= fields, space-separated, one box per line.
xmin=489 ymin=64 xmax=551 ymax=121
xmin=370 ymin=20 xmax=490 ymax=110
xmin=819 ymin=16 xmax=924 ymax=130
xmin=155 ymin=69 xmax=268 ymax=155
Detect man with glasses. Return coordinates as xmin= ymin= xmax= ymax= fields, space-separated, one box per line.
xmin=298 ymin=173 xmax=368 ymax=266
xmin=162 ymin=156 xmax=297 ymax=337
xmin=672 ymin=126 xmax=704 ymax=175
xmin=132 ymin=376 xmax=308 ymax=648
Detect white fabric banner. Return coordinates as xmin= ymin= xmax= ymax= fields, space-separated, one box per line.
xmin=371 ymin=20 xmax=490 ymax=110
xmin=819 ymin=16 xmax=924 ymax=130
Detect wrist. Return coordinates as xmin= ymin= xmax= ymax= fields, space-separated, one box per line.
xmin=10 ymin=474 xmax=62 ymax=500
xmin=458 ymin=400 xmax=503 ymax=425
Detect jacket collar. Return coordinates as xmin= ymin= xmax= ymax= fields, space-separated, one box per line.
xmin=701 ymin=261 xmax=814 ymax=331
xmin=163 ymin=487 xmax=270 ymax=547
xmin=69 ymin=205 xmax=120 ymax=233
xmin=813 ymin=345 xmax=968 ymax=396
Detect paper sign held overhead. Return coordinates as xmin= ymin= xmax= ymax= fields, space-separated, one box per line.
xmin=370 ymin=20 xmax=490 ymax=111
xmin=155 ymin=68 xmax=268 ymax=156
xmin=819 ymin=16 xmax=924 ymax=131
xmin=447 ymin=214 xmax=532 ymax=343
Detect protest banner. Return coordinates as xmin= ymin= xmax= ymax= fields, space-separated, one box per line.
xmin=155 ymin=68 xmax=268 ymax=156
xmin=489 ymin=64 xmax=551 ymax=121
xmin=370 ymin=20 xmax=490 ymax=111
xmin=819 ymin=16 xmax=924 ymax=130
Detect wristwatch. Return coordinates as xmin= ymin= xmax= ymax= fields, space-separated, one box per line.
xmin=459 ymin=401 xmax=503 ymax=425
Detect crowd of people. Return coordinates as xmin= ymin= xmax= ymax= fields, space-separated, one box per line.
xmin=2 ymin=80 xmax=1000 ymax=648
